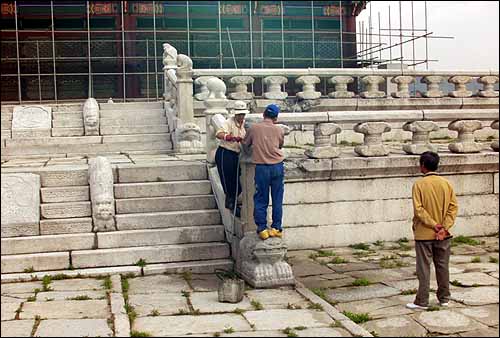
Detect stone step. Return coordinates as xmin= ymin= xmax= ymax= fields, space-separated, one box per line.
xmin=41 ymin=186 xmax=89 ymax=203
xmin=41 ymin=201 xmax=92 ymax=219
xmin=142 ymin=259 xmax=233 ymax=275
xmin=71 ymin=242 xmax=230 ymax=269
xmin=1 ymin=233 xmax=95 ymax=255
xmin=2 ymin=140 xmax=172 ymax=157
xmin=1 ymin=252 xmax=70 ymax=273
xmin=116 ymin=194 xmax=217 ymax=214
xmin=52 ymin=119 xmax=84 ymax=128
xmin=114 ymin=180 xmax=212 ymax=198
xmin=100 ymin=102 xmax=163 ymax=111
xmin=5 ymin=136 xmax=101 ymax=147
xmin=100 ymin=125 xmax=169 ymax=135
xmin=1 ymin=130 xmax=11 ymax=139
xmin=40 ymin=218 xmax=93 ymax=235
xmin=116 ymin=162 xmax=207 ymax=183
xmin=102 ymin=134 xmax=170 ymax=144
xmin=51 ymin=128 xmax=84 ymax=137
xmin=1 ymin=119 xmax=12 ymax=129
xmin=52 ymin=111 xmax=83 ymax=118
xmin=100 ymin=116 xmax=167 ymax=127
xmin=97 ymin=225 xmax=225 ymax=249
xmin=99 ymin=109 xmax=165 ymax=119
xmin=116 ymin=209 xmax=221 ymax=230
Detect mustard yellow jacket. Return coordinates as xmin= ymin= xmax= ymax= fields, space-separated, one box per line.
xmin=412 ymin=172 xmax=458 ymax=240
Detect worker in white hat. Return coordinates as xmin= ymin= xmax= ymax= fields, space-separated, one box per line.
xmin=215 ymin=100 xmax=249 ymax=217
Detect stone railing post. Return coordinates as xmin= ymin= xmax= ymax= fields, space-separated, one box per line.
xmin=328 ymin=76 xmax=354 ymax=98
xmin=449 ymin=76 xmax=472 ymax=98
xmin=354 ymin=122 xmax=391 ymax=156
xmin=194 ymin=76 xmax=212 ymax=101
xmin=83 ymin=97 xmax=99 ymax=136
xmin=448 ymin=120 xmax=483 ymax=153
xmin=162 ymin=43 xmax=178 ymax=101
xmin=296 ymin=75 xmax=321 ymax=100
xmin=304 ymin=123 xmax=342 ymax=158
xmin=88 ymin=156 xmax=116 ymax=232
xmin=229 ymin=76 xmax=255 ymax=100
xmin=204 ymin=77 xmax=229 ymax=165
xmin=491 ymin=121 xmax=499 ymax=151
xmin=402 ymin=121 xmax=439 ymax=154
xmin=391 ymin=76 xmax=414 ymax=98
xmin=360 ymin=75 xmax=386 ymax=98
xmin=176 ymin=54 xmax=194 ymax=123
xmin=421 ymin=76 xmax=445 ymax=98
xmin=263 ymin=76 xmax=288 ymax=99
xmin=478 ymin=76 xmax=499 ymax=97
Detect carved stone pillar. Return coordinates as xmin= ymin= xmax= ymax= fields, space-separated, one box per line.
xmin=402 ymin=121 xmax=439 ymax=154
xmin=391 ymin=76 xmax=414 ymax=98
xmin=175 ymin=123 xmax=203 ymax=154
xmin=478 ymin=76 xmax=499 ymax=98
xmin=421 ymin=76 xmax=445 ymax=98
xmin=263 ymin=76 xmax=288 ymax=100
xmin=360 ymin=76 xmax=386 ymax=98
xmin=88 ymin=156 xmax=116 ymax=232
xmin=162 ymin=43 xmax=178 ymax=101
xmin=448 ymin=120 xmax=483 ymax=153
xmin=204 ymin=77 xmax=229 ymax=165
xmin=229 ymin=76 xmax=255 ymax=100
xmin=449 ymin=76 xmax=472 ymax=98
xmin=490 ymin=120 xmax=499 ymax=151
xmin=304 ymin=123 xmax=342 ymax=158
xmin=194 ymin=76 xmax=212 ymax=101
xmin=176 ymin=54 xmax=194 ymax=124
xmin=328 ymin=76 xmax=354 ymax=98
xmin=296 ymin=75 xmax=321 ymax=100
xmin=354 ymin=122 xmax=391 ymax=157
xmin=83 ymin=98 xmax=99 ymax=136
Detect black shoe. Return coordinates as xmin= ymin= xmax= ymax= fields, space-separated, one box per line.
xmin=234 ymin=206 xmax=241 ymax=218
xmin=225 ymin=197 xmax=235 ymax=210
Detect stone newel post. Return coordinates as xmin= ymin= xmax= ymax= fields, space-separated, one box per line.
xmin=402 ymin=121 xmax=439 ymax=154
xmin=328 ymin=76 xmax=354 ymax=98
xmin=162 ymin=43 xmax=178 ymax=102
xmin=88 ymin=156 xmax=116 ymax=232
xmin=194 ymin=76 xmax=212 ymax=101
xmin=229 ymin=76 xmax=255 ymax=100
xmin=83 ymin=98 xmax=100 ymax=136
xmin=491 ymin=121 xmax=499 ymax=151
xmin=449 ymin=76 xmax=472 ymax=98
xmin=296 ymin=76 xmax=321 ymax=100
xmin=360 ymin=76 xmax=386 ymax=98
xmin=421 ymin=76 xmax=445 ymax=98
xmin=203 ymin=77 xmax=229 ymax=165
xmin=448 ymin=120 xmax=483 ymax=153
xmin=478 ymin=76 xmax=499 ymax=98
xmin=263 ymin=76 xmax=288 ymax=99
xmin=176 ymin=54 xmax=194 ymax=124
xmin=304 ymin=123 xmax=342 ymax=158
xmin=354 ymin=122 xmax=391 ymax=157
xmin=391 ymin=76 xmax=414 ymax=98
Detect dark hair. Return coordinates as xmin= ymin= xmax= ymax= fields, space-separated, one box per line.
xmin=419 ymin=151 xmax=439 ymax=171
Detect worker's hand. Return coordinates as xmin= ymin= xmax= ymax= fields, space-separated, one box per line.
xmin=224 ymin=134 xmax=237 ymax=142
xmin=434 ymin=224 xmax=443 ymax=233
xmin=233 ymin=136 xmax=243 ymax=143
xmin=435 ymin=228 xmax=448 ymax=241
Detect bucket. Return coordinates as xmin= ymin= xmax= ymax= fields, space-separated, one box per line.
xmin=215 ymin=269 xmax=245 ymax=303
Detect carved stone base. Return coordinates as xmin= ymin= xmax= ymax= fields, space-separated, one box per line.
xmin=297 ymin=91 xmax=321 ymax=100
xmin=360 ymin=91 xmax=385 ymax=99
xmin=354 ymin=144 xmax=390 ymax=157
xmin=305 ymin=146 xmax=341 ymax=159
xmin=237 ymin=233 xmax=295 ymax=288
xmin=479 ymin=91 xmax=499 ymax=98
xmin=392 ymin=91 xmax=411 ymax=98
xmin=176 ymin=122 xmax=204 ymax=154
xmin=423 ymin=90 xmax=443 ymax=98
xmin=263 ymin=92 xmax=288 ymax=100
xmin=449 ymin=90 xmax=472 ymax=98
xmin=402 ymin=143 xmax=438 ymax=155
xmin=328 ymin=91 xmax=354 ymax=99
xmin=448 ymin=142 xmax=482 ymax=153
xmin=229 ymin=92 xmax=254 ymax=100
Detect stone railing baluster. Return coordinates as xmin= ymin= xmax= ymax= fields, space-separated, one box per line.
xmin=421 ymin=76 xmax=445 ymax=98
xmin=263 ymin=76 xmax=288 ymax=100
xmin=204 ymin=77 xmax=229 ymax=164
xmin=449 ymin=76 xmax=472 ymax=98
xmin=296 ymin=75 xmax=321 ymax=100
xmin=354 ymin=122 xmax=391 ymax=156
xmin=490 ymin=120 xmax=499 ymax=151
xmin=229 ymin=76 xmax=255 ymax=100
xmin=360 ymin=75 xmax=386 ymax=98
xmin=328 ymin=76 xmax=354 ymax=98
xmin=391 ymin=76 xmax=414 ymax=98
xmin=448 ymin=120 xmax=483 ymax=153
xmin=402 ymin=121 xmax=439 ymax=154
xmin=83 ymin=98 xmax=99 ymax=136
xmin=304 ymin=123 xmax=342 ymax=158
xmin=194 ymin=76 xmax=212 ymax=101
xmin=478 ymin=76 xmax=499 ymax=98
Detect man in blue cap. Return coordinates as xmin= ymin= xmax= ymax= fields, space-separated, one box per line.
xmin=243 ymin=104 xmax=285 ymax=240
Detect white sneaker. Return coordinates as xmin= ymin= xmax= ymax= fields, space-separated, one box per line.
xmin=439 ymin=302 xmax=449 ymax=307
xmin=406 ymin=303 xmax=428 ymax=310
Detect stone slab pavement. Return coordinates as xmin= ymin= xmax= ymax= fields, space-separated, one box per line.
xmin=289 ymin=235 xmax=499 ymax=337
xmin=1 ymin=235 xmax=498 ymax=337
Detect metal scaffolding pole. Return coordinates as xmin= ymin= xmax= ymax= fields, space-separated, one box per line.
xmin=121 ymin=2 xmax=126 ymax=101
xmin=369 ymin=1 xmax=373 ymax=67
xmin=152 ymin=0 xmax=159 ymax=99
xmin=14 ymin=1 xmax=21 ymax=103
xmin=411 ymin=1 xmax=416 ymax=70
xmin=217 ymin=1 xmax=223 ymax=68
xmin=399 ymin=1 xmax=403 ymax=70
xmin=378 ymin=12 xmax=382 ymax=63
xmin=339 ymin=1 xmax=343 ymax=68
xmin=388 ymin=5 xmax=392 ymax=63
xmin=425 ymin=1 xmax=429 ymax=70
xmin=87 ymin=1 xmax=92 ymax=98
xmin=249 ymin=0 xmax=253 ymax=68
xmin=51 ymin=1 xmax=58 ymax=102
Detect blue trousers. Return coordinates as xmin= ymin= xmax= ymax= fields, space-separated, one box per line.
xmin=254 ymin=162 xmax=284 ymax=233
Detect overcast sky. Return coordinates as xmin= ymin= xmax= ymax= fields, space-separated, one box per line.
xmin=356 ymin=1 xmax=499 ymax=70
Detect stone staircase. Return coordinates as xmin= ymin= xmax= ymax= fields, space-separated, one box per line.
xmin=1 ymin=101 xmax=232 ymax=278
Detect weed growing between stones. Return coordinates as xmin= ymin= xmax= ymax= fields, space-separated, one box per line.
xmin=451 ymin=236 xmax=480 ymax=246
xmin=182 ymin=271 xmax=192 ymax=282
xmin=135 ymin=259 xmax=147 ymax=268
xmin=26 ymin=295 xmax=36 ymax=302
xmin=181 ymin=290 xmax=190 ymax=298
xmin=426 ymin=306 xmax=441 ymax=312
xmin=373 ymin=240 xmax=385 ymax=247
xmin=352 ymin=278 xmax=371 ymax=286
xmin=307 ymin=303 xmax=324 ymax=311
xmin=250 ymin=299 xmax=263 ymax=310
xmin=130 ymin=330 xmax=152 ymax=337
xmin=349 ymin=243 xmax=370 ymax=251
xmin=23 ymin=267 xmax=35 ymax=273
xmin=31 ymin=315 xmax=42 ymax=336
xmin=450 ymin=280 xmax=464 ymax=287
xmin=66 ymin=295 xmax=91 ymax=301
xmin=149 ymin=309 xmax=160 ymax=316
xmin=370 ymin=330 xmax=379 ymax=337
xmin=213 ymin=332 xmax=221 ymax=337
xmin=330 ymin=320 xmax=342 ymax=328
xmin=41 ymin=275 xmax=53 ymax=291
xmin=223 ymin=327 xmax=235 ymax=334
xmin=282 ymin=327 xmax=298 ymax=337
xmin=470 ymin=256 xmax=481 ymax=263
xmin=342 ymin=311 xmax=371 ymax=324
xmin=233 ymin=308 xmax=245 ymax=314
xmin=329 ymin=256 xmax=349 ymax=264
xmin=124 ymin=303 xmax=138 ymax=323
xmin=489 ymin=256 xmax=499 ymax=263
xmin=294 ymin=326 xmax=307 ymax=330
xmin=401 ymin=289 xmax=418 ymax=295
xmin=287 ymin=303 xmax=302 ymax=310
xmin=102 ymin=276 xmax=112 ymax=290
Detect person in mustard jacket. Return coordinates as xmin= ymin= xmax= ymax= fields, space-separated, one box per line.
xmin=406 ymin=151 xmax=458 ymax=310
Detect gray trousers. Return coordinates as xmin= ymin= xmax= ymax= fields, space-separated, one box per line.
xmin=414 ymin=238 xmax=451 ymax=306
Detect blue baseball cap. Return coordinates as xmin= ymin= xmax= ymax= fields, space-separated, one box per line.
xmin=264 ymin=104 xmax=280 ymax=118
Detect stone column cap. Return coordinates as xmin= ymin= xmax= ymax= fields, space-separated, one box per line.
xmin=448 ymin=120 xmax=482 ymax=131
